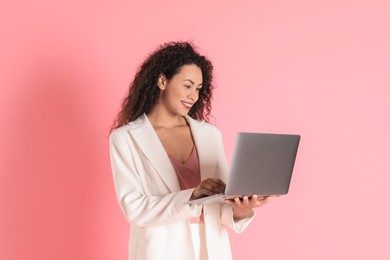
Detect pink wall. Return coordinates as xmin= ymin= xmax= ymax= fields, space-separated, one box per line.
xmin=1 ymin=1 xmax=389 ymax=259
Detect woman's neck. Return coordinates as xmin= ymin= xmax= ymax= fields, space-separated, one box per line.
xmin=147 ymin=107 xmax=187 ymax=129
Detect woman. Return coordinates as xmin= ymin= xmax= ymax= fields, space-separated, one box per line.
xmin=109 ymin=42 xmax=271 ymax=260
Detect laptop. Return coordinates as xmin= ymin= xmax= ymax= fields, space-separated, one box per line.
xmin=186 ymin=132 xmax=300 ymax=204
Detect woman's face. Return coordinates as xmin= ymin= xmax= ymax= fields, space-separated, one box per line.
xmin=158 ymin=64 xmax=203 ymax=117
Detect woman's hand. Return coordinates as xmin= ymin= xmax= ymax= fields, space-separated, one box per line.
xmin=225 ymin=195 xmax=272 ymax=221
xmin=191 ymin=178 xmax=226 ymax=200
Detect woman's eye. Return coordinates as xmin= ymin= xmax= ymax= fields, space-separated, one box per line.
xmin=184 ymin=85 xmax=191 ymax=89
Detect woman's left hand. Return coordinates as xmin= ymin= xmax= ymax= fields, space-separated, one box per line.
xmin=225 ymin=195 xmax=272 ymax=221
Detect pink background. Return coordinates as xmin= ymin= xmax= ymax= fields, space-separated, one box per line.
xmin=1 ymin=1 xmax=389 ymax=259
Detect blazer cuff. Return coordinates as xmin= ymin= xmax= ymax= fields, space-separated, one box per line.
xmin=183 ymin=188 xmax=203 ymax=217
xmin=221 ymin=205 xmax=256 ymax=233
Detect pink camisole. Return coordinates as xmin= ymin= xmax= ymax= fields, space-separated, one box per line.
xmin=168 ymin=146 xmax=201 ymax=190
xmin=169 ymin=146 xmax=204 ymax=225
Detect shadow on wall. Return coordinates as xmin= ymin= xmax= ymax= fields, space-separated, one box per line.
xmin=2 ymin=57 xmax=105 ymax=259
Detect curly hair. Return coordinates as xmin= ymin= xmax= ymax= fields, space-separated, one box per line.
xmin=111 ymin=41 xmax=214 ymax=132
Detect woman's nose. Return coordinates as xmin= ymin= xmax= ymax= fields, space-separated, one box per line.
xmin=188 ymin=89 xmax=198 ymax=100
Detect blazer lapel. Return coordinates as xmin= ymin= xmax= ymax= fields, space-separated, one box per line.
xmin=186 ymin=116 xmax=216 ymax=180
xmin=130 ymin=114 xmax=180 ymax=192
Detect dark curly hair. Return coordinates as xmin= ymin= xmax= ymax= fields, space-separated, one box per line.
xmin=111 ymin=41 xmax=214 ymax=131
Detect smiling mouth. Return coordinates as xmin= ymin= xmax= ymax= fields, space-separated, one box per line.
xmin=181 ymin=101 xmax=193 ymax=110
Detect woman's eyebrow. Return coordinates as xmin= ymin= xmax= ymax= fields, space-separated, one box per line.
xmin=184 ymin=79 xmax=195 ymax=85
xmin=185 ymin=79 xmax=203 ymax=86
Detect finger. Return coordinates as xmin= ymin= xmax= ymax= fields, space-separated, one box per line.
xmin=263 ymin=196 xmax=272 ymax=203
xmin=216 ymin=184 xmax=226 ymax=194
xmin=203 ymin=178 xmax=222 ymax=185
xmin=200 ymin=178 xmax=220 ymax=188
xmin=194 ymin=185 xmax=214 ymax=196
xmin=253 ymin=196 xmax=272 ymax=207
xmin=207 ymin=181 xmax=225 ymax=193
xmin=193 ymin=180 xmax=226 ymax=198
xmin=219 ymin=182 xmax=226 ymax=192
xmin=201 ymin=180 xmax=225 ymax=194
xmin=224 ymin=199 xmax=235 ymax=206
xmin=203 ymin=178 xmax=226 ymax=189
xmin=248 ymin=196 xmax=260 ymax=208
xmin=200 ymin=183 xmax=222 ymax=195
xmin=217 ymin=179 xmax=226 ymax=188
xmin=199 ymin=182 xmax=226 ymax=196
xmin=252 ymin=195 xmax=266 ymax=202
xmin=234 ymin=197 xmax=242 ymax=207
xmin=197 ymin=188 xmax=217 ymax=197
xmin=242 ymin=196 xmax=250 ymax=206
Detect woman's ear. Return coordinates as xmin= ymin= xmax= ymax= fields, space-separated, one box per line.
xmin=157 ymin=74 xmax=167 ymax=90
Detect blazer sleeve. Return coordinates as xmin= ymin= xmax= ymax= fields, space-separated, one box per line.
xmin=214 ymin=129 xmax=256 ymax=233
xmin=109 ymin=131 xmax=202 ymax=228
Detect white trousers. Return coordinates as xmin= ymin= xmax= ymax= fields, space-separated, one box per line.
xmin=189 ymin=221 xmax=208 ymax=260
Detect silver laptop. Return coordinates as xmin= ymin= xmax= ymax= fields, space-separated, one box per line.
xmin=186 ymin=132 xmax=300 ymax=204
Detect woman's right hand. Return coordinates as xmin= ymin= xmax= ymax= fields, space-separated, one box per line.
xmin=190 ymin=178 xmax=226 ymax=200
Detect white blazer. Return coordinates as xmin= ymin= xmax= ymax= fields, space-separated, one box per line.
xmin=109 ymin=114 xmax=254 ymax=260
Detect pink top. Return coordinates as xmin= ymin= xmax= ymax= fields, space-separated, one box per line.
xmin=168 ymin=146 xmax=201 ymax=190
